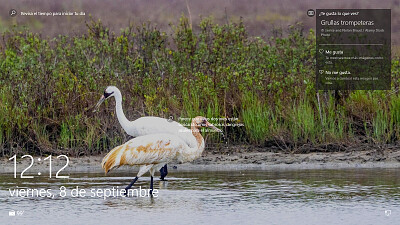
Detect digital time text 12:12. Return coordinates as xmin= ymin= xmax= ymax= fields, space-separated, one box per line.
xmin=9 ymin=155 xmax=69 ymax=179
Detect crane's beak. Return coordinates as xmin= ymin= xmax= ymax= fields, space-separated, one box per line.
xmin=93 ymin=95 xmax=105 ymax=113
xmin=205 ymin=121 xmax=223 ymax=133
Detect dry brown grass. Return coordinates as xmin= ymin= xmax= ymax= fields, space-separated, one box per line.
xmin=0 ymin=0 xmax=399 ymax=43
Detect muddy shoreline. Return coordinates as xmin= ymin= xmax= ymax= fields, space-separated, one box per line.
xmin=1 ymin=145 xmax=399 ymax=173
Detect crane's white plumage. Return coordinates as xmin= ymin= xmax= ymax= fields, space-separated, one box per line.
xmin=101 ymin=116 xmax=220 ymax=177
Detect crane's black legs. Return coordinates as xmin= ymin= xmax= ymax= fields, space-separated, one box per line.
xmin=150 ymin=176 xmax=154 ymax=196
xmin=124 ymin=176 xmax=154 ymax=197
xmin=159 ymin=164 xmax=168 ymax=181
xmin=124 ymin=177 xmax=138 ymax=196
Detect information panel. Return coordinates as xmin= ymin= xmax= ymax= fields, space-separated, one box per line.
xmin=316 ymin=9 xmax=391 ymax=90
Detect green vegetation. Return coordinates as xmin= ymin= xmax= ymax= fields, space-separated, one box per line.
xmin=0 ymin=17 xmax=399 ymax=156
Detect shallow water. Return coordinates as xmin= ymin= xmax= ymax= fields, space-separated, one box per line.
xmin=1 ymin=168 xmax=399 ymax=225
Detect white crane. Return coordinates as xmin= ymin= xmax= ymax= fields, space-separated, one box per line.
xmin=94 ymin=86 xmax=198 ymax=180
xmin=101 ymin=116 xmax=222 ymax=195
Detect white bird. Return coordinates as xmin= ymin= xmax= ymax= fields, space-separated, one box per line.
xmin=94 ymin=86 xmax=199 ymax=180
xmin=101 ymin=116 xmax=222 ymax=195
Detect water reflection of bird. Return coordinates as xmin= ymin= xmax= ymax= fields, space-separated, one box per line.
xmin=94 ymin=86 xmax=198 ymax=180
xmin=101 ymin=116 xmax=222 ymax=195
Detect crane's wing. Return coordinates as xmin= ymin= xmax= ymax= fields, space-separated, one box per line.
xmin=131 ymin=117 xmax=197 ymax=148
xmin=101 ymin=134 xmax=186 ymax=174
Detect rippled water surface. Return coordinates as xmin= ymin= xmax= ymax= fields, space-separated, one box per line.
xmin=1 ymin=168 xmax=399 ymax=224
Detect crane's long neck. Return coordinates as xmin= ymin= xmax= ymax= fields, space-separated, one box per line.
xmin=179 ymin=125 xmax=205 ymax=162
xmin=191 ymin=126 xmax=204 ymax=149
xmin=113 ymin=90 xmax=131 ymax=133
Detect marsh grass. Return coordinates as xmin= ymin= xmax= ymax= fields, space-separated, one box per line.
xmin=242 ymin=92 xmax=277 ymax=144
xmin=0 ymin=16 xmax=399 ymax=156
